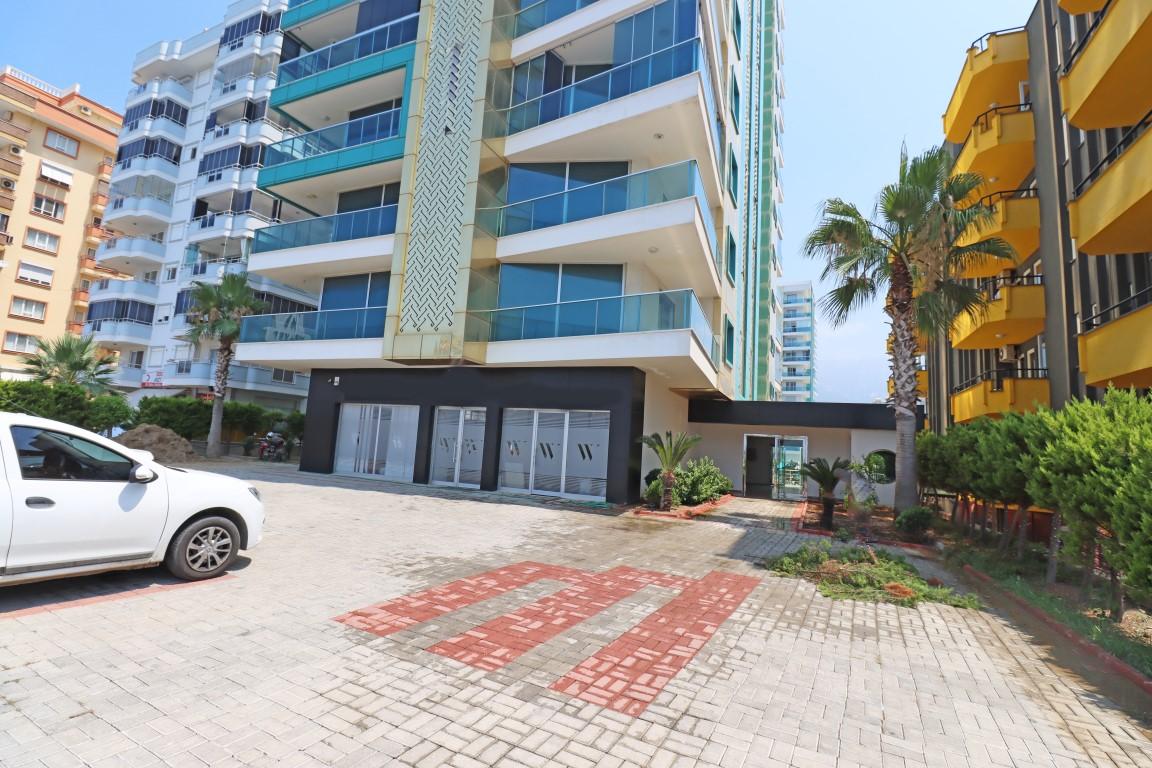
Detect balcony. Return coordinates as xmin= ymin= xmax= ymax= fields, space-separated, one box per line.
xmin=119 ymin=115 xmax=187 ymax=145
xmin=464 ymin=289 xmax=720 ymax=388
xmin=202 ymin=117 xmax=287 ymax=154
xmin=1068 ymin=112 xmax=1152 ymax=255
xmin=259 ymin=107 xmax=403 ymax=193
xmin=1060 ymin=0 xmax=1108 ymax=11
xmin=474 ymin=161 xmax=721 ymax=298
xmin=210 ymin=74 xmax=279 ymax=111
xmin=195 ymin=166 xmax=262 ymax=199
xmin=187 ymin=211 xmax=274 ymax=244
xmin=104 ymin=194 xmax=174 ymax=233
xmin=72 ymin=289 xmax=90 ymax=308
xmin=271 ymin=14 xmax=418 ymax=126
xmin=91 ymin=189 xmax=109 ymax=213
xmin=236 ymin=306 xmax=387 ymax=369
xmin=98 ymin=160 xmax=114 ymax=178
xmin=0 ymin=155 xmax=23 ymax=178
xmin=0 ymin=115 xmax=30 ymax=144
xmin=161 ymin=361 xmax=310 ymax=396
xmin=951 ymin=370 xmax=1050 ymax=424
xmin=248 ymin=204 xmax=398 ymax=290
xmin=126 ymin=78 xmax=193 ymax=107
xmin=111 ymin=365 xmax=145 ymax=388
xmin=132 ymin=29 xmax=218 ymax=81
xmin=1061 ymin=0 xmax=1152 ymax=129
xmin=953 ymin=104 xmax=1035 ymax=190
xmin=281 ymin=0 xmax=359 ymax=39
xmin=85 ymin=319 xmax=153 ymax=347
xmin=96 ymin=237 xmax=168 ymax=271
xmin=942 ymin=27 xmax=1030 ymax=144
xmin=0 ymin=191 xmax=13 ymax=212
xmin=492 ymin=38 xmax=723 ymax=194
xmin=1078 ymin=288 xmax=1152 ymax=388
xmin=90 ymin=279 xmax=161 ymax=303
xmin=217 ymin=30 xmax=283 ymax=69
xmin=114 ymin=154 xmax=180 ymax=182
xmin=950 ymin=277 xmax=1045 ymax=350
xmin=85 ymin=225 xmax=115 ymax=245
xmin=959 ymin=189 xmax=1041 ymax=278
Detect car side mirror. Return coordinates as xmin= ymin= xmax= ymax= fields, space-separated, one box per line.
xmin=131 ymin=465 xmax=158 ymax=484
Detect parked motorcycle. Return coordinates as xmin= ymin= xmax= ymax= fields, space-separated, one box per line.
xmin=259 ymin=432 xmax=287 ymax=462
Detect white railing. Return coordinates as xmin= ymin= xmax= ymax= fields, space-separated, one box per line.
xmin=3 ymin=66 xmax=74 ymax=98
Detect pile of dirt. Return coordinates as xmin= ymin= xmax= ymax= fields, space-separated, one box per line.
xmin=116 ymin=424 xmax=200 ymax=464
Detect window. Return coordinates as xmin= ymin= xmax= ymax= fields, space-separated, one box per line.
xmin=9 ymin=426 xmax=134 ymax=482
xmin=4 ymin=332 xmax=40 ymax=354
xmin=723 ymin=318 xmax=735 ymax=366
xmin=38 ymin=161 xmax=73 ymax=187
xmin=32 ymin=194 xmax=66 ymax=220
xmin=44 ymin=129 xmax=80 ymax=157
xmin=496 ymin=264 xmax=623 ymax=308
xmin=727 ymin=147 xmax=739 ymax=204
xmin=319 ymin=272 xmax=392 ymax=310
xmin=732 ymin=3 xmax=742 ymax=56
xmin=163 ymin=266 xmax=179 ymax=282
xmin=24 ymin=229 xmax=60 ymax=254
xmin=126 ymin=350 xmax=145 ymax=368
xmin=729 ymin=72 xmax=740 ymax=125
xmin=726 ymin=229 xmax=737 ymax=283
xmin=142 ymin=270 xmax=159 ymax=284
xmin=272 ymin=368 xmax=295 ymax=384
xmin=17 ymin=261 xmax=53 ymax=286
xmin=11 ymin=297 xmax=47 ymax=320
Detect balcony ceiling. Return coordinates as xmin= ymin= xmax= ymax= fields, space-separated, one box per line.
xmin=942 ymin=29 xmax=1030 ymax=144
xmin=958 ymin=195 xmax=1040 ymax=278
xmin=953 ymin=109 xmax=1036 ymax=190
xmin=275 ymin=68 xmax=406 ymax=131
xmin=1061 ymin=0 xmax=1152 ymax=129
xmin=950 ymin=284 xmax=1046 ymax=350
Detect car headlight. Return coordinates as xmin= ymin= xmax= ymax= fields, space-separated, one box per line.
xmin=248 ymin=486 xmax=261 ymax=501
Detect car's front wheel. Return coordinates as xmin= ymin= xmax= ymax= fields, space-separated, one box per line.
xmin=165 ymin=516 xmax=240 ymax=580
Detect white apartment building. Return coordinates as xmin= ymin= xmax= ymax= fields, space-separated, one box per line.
xmin=93 ymin=0 xmax=317 ymax=410
xmin=778 ymin=281 xmax=815 ymax=402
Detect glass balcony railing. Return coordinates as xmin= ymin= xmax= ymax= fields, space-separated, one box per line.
xmin=252 ymin=204 xmax=398 ymax=253
xmin=264 ymin=108 xmax=402 ymax=167
xmin=476 ymin=160 xmax=717 ymax=260
xmin=492 ymin=38 xmax=705 ymax=136
xmin=465 ymin=288 xmax=717 ymax=366
xmin=277 ymin=13 xmax=419 ymax=84
xmin=240 ymin=306 xmax=387 ymax=343
xmin=496 ymin=0 xmax=601 ymax=39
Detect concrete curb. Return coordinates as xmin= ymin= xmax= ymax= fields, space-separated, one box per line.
xmin=962 ymin=564 xmax=1152 ymax=696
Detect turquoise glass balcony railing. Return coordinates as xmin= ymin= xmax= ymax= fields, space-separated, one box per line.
xmin=253 ymin=205 xmax=398 ymax=253
xmin=492 ymin=38 xmax=705 ymax=136
xmin=466 ymin=289 xmax=717 ymax=366
xmin=240 ymin=306 xmax=387 ymax=343
xmin=277 ymin=13 xmax=419 ymax=85
xmin=497 ymin=0 xmax=601 ymax=39
xmin=476 ymin=160 xmax=718 ymax=263
xmin=264 ymin=108 xmax=402 ymax=167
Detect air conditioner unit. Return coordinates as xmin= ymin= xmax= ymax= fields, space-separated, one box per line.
xmin=79 ymin=105 xmax=93 ymax=115
xmin=998 ymin=345 xmax=1018 ymax=362
xmin=0 ymin=178 xmax=15 ymax=191
xmin=9 ymin=145 xmax=22 ymax=156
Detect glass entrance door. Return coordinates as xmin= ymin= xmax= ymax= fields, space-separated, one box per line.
xmin=334 ymin=403 xmax=420 ymax=481
xmin=773 ymin=437 xmax=807 ymax=500
xmin=498 ymin=409 xmax=610 ymax=500
xmin=743 ymin=434 xmax=808 ymax=500
xmin=430 ymin=406 xmax=486 ymax=489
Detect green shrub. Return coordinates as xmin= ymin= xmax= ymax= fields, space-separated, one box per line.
xmin=86 ymin=395 xmax=135 ymax=435
xmin=137 ymin=397 xmax=213 ymax=439
xmin=223 ymin=401 xmax=276 ymax=436
xmin=644 ymin=477 xmax=682 ymax=508
xmin=895 ymin=506 xmax=936 ymax=538
xmin=0 ymin=380 xmax=91 ymax=426
xmin=283 ymin=410 xmax=306 ymax=440
xmin=677 ymin=457 xmax=732 ymax=506
xmin=644 ymin=467 xmax=662 ymax=487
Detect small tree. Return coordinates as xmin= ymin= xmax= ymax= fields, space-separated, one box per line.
xmin=86 ymin=395 xmax=135 ymax=436
xmin=800 ymin=457 xmax=849 ymax=530
xmin=24 ymin=335 xmax=117 ymax=395
xmin=639 ymin=431 xmax=702 ymax=511
xmin=184 ymin=274 xmax=266 ymax=458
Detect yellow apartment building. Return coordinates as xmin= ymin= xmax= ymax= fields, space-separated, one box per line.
xmin=0 ymin=66 xmax=121 ymax=380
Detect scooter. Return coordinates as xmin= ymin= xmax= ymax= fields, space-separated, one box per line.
xmin=259 ymin=433 xmax=287 ymax=462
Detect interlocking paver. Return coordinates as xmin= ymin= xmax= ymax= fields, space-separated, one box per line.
xmin=0 ymin=465 xmax=1150 ymax=767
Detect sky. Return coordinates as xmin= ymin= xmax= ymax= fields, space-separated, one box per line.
xmin=4 ymin=0 xmax=1036 ymax=402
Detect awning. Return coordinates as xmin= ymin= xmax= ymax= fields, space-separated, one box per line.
xmin=39 ymin=161 xmax=73 ymax=187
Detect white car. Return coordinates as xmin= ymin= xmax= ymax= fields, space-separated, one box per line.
xmin=0 ymin=412 xmax=263 ymax=586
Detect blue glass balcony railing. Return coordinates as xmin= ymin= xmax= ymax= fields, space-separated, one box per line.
xmin=239 ymin=306 xmax=387 ymax=343
xmin=465 ymin=289 xmax=717 ymax=367
xmin=492 ymin=38 xmax=705 ymax=136
xmin=252 ymin=205 xmax=398 ymax=253
xmin=264 ymin=108 xmax=402 ymax=167
xmin=277 ymin=13 xmax=419 ymax=84
xmin=476 ymin=160 xmax=718 ymax=265
xmin=497 ymin=0 xmax=601 ymax=39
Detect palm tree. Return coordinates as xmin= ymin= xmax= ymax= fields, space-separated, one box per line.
xmin=184 ymin=273 xmax=265 ymax=458
xmin=800 ymin=457 xmax=850 ymax=530
xmin=803 ymin=145 xmax=1015 ymax=511
xmin=640 ymin=431 xmax=702 ymax=511
xmin=25 ymin=335 xmax=117 ymax=395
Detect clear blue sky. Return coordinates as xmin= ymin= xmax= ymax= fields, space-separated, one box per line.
xmin=6 ymin=0 xmax=1037 ymax=402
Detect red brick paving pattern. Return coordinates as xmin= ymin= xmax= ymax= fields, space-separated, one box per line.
xmin=427 ymin=566 xmax=695 ymax=670
xmin=335 ymin=562 xmax=760 ymax=716
xmin=550 ymin=570 xmax=761 ymax=716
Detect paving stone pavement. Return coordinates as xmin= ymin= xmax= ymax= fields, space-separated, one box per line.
xmin=1 ymin=464 xmax=1150 ymax=768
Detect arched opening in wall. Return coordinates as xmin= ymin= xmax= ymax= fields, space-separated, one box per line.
xmin=864 ymin=449 xmax=896 ymax=485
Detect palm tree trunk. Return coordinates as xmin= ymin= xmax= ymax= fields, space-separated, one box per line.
xmin=206 ymin=342 xmax=232 ymax=458
xmin=661 ymin=471 xmax=674 ymax=512
xmin=887 ymin=275 xmax=920 ymax=513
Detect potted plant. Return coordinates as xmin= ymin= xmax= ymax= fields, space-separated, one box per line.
xmin=639 ymin=431 xmax=702 ymax=512
xmin=800 ymin=457 xmax=849 ymax=530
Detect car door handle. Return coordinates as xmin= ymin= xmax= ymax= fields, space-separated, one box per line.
xmin=26 ymin=497 xmax=55 ymax=508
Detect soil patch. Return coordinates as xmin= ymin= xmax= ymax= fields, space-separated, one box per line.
xmin=116 ymin=424 xmax=200 ymax=464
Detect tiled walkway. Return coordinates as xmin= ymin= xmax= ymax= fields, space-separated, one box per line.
xmin=1 ymin=464 xmax=1150 ymax=767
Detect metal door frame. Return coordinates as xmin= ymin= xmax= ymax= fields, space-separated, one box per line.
xmin=430 ymin=406 xmax=485 ymax=489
